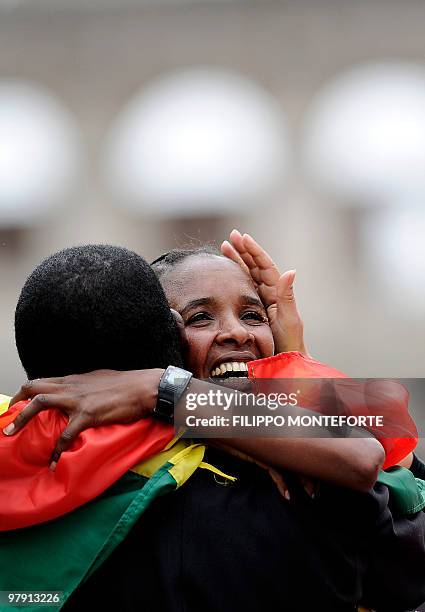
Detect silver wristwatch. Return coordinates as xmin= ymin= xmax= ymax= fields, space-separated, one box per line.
xmin=153 ymin=365 xmax=193 ymax=423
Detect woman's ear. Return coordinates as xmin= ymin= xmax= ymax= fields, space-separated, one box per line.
xmin=170 ymin=309 xmax=188 ymax=350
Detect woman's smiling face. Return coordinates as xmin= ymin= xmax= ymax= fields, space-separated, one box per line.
xmin=160 ymin=254 xmax=274 ymax=379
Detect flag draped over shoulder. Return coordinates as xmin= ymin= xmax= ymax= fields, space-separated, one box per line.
xmin=1 ymin=463 xmax=176 ymax=611
xmin=0 ymin=397 xmax=235 ymax=611
xmin=0 ymin=439 xmax=230 ymax=612
xmin=0 ymin=352 xmax=419 ymax=610
xmin=0 ymin=351 xmax=418 ymax=530
xmin=0 ymin=399 xmax=174 ymax=610
xmin=247 ymin=351 xmax=418 ymax=470
xmin=0 ymin=399 xmax=174 ymax=530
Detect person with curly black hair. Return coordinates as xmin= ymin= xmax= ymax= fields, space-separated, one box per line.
xmin=15 ymin=244 xmax=183 ymax=379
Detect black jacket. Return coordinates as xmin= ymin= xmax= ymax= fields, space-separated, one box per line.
xmin=65 ymin=449 xmax=425 ymax=612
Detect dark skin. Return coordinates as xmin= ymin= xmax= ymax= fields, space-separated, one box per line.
xmin=221 ymin=229 xmax=307 ymax=356
xmin=6 ymin=368 xmax=165 ymax=470
xmin=4 ymin=253 xmax=385 ymax=490
xmin=160 ymin=255 xmax=275 ymax=379
xmin=6 ymin=367 xmax=385 ymax=490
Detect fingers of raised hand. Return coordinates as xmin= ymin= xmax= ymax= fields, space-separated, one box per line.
xmin=276 ymin=270 xmax=297 ymax=303
xmin=241 ymin=232 xmax=280 ymax=270
xmin=237 ymin=233 xmax=281 ymax=289
xmin=273 ymin=270 xmax=308 ymax=355
xmin=220 ymin=240 xmax=251 ymax=277
xmin=228 ymin=230 xmax=261 ymax=279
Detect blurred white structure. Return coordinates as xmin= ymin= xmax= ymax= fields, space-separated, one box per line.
xmin=104 ymin=68 xmax=289 ymax=217
xmin=303 ymin=63 xmax=425 ymax=205
xmin=1 ymin=1 xmax=425 ymax=393
xmin=0 ymin=80 xmax=82 ymax=227
xmin=361 ymin=206 xmax=425 ymax=316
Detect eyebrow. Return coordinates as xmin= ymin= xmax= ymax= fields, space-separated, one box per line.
xmin=180 ymin=298 xmax=216 ymax=317
xmin=180 ymin=294 xmax=265 ymax=317
xmin=241 ymin=295 xmax=265 ymax=309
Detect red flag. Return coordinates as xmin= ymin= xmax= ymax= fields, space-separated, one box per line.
xmin=0 ymin=403 xmax=173 ymax=530
xmin=0 ymin=352 xmax=417 ymax=530
xmin=247 ymin=351 xmax=418 ymax=469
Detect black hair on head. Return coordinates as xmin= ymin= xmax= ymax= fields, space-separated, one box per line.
xmin=151 ymin=244 xmax=223 ymax=279
xmin=15 ymin=244 xmax=183 ymax=379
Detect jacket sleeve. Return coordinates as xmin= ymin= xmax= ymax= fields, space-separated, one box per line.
xmin=361 ymin=482 xmax=425 ymax=612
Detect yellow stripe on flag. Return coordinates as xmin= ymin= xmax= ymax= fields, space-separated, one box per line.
xmin=0 ymin=395 xmax=11 ymax=416
xmin=131 ymin=439 xmax=237 ymax=488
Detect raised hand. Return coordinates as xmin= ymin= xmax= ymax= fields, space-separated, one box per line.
xmin=221 ymin=229 xmax=308 ymax=356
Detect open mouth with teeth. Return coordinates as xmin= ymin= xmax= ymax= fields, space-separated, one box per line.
xmin=210 ymin=361 xmax=249 ymax=380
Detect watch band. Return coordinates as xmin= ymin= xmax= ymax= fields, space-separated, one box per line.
xmin=153 ymin=365 xmax=193 ymax=423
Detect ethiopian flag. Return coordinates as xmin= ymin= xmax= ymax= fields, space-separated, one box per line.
xmin=0 ymin=449 xmax=182 ymax=611
xmin=0 ymin=396 xmax=235 ymax=611
xmin=0 ymin=351 xmax=418 ymax=529
xmin=0 ymin=397 xmax=175 ymax=530
xmin=0 ymin=352 xmax=419 ymax=610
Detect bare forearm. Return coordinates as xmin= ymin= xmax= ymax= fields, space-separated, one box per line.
xmin=213 ymin=436 xmax=384 ymax=491
xmin=6 ymin=368 xmax=385 ymax=486
xmin=180 ymin=379 xmax=385 ymax=491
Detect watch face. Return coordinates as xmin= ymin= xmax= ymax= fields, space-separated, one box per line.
xmin=166 ymin=368 xmax=178 ymax=386
xmin=166 ymin=367 xmax=189 ymax=387
xmin=155 ymin=367 xmax=192 ymax=423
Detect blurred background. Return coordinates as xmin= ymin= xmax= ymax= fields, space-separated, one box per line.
xmin=0 ymin=0 xmax=424 ymax=448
